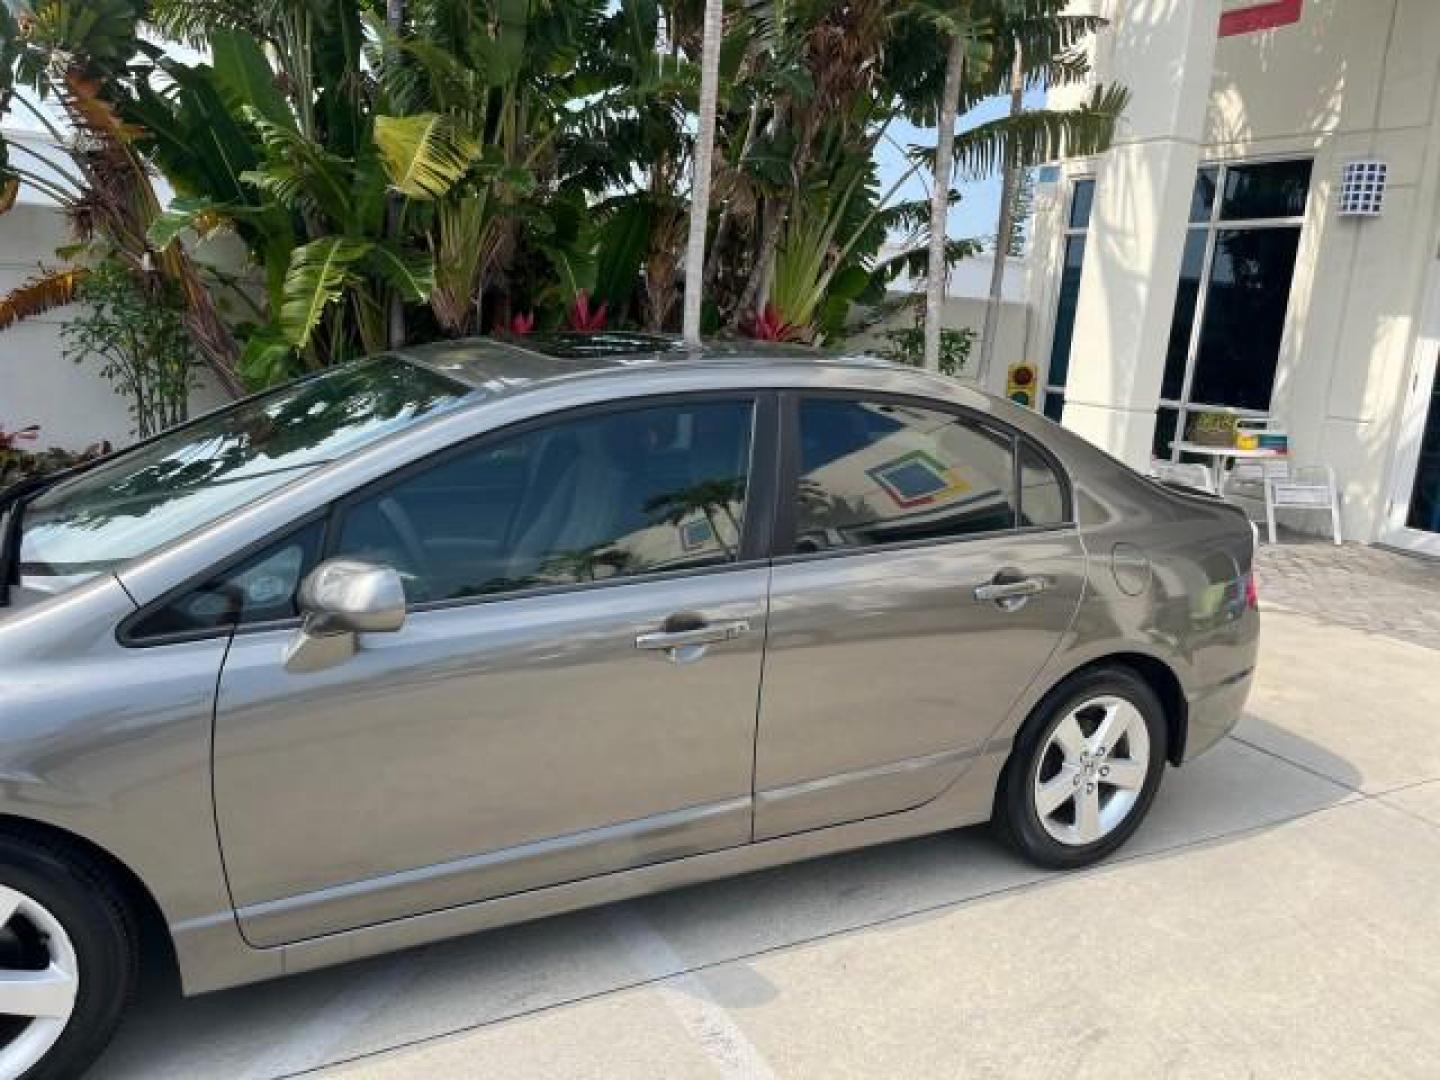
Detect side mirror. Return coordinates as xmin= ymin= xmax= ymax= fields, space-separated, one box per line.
xmin=284 ymin=559 xmax=406 ymax=672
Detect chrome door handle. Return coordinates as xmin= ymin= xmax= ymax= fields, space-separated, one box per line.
xmin=973 ymin=577 xmax=1049 ymax=603
xmin=635 ymin=620 xmax=751 ymax=651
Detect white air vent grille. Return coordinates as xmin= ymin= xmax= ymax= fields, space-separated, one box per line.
xmin=1338 ymin=159 xmax=1386 ymax=217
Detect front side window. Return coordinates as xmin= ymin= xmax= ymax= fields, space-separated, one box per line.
xmin=793 ymin=399 xmax=1018 ymax=552
xmin=127 ymin=521 xmax=325 ymax=641
xmin=18 ymin=358 xmax=473 ymax=597
xmin=333 ymin=399 xmax=755 ymax=603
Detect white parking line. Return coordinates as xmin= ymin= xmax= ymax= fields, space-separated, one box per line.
xmin=604 ymin=905 xmax=776 ymax=1080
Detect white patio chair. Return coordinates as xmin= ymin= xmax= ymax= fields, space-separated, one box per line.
xmin=1229 ymin=459 xmax=1342 ymax=545
xmin=1150 ymin=460 xmax=1218 ymax=494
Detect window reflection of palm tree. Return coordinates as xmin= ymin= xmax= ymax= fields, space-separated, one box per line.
xmin=36 ymin=361 xmax=461 ymax=532
xmin=540 ymin=543 xmax=638 ymax=583
xmin=797 ymin=478 xmax=873 ymax=529
xmin=644 ymin=477 xmax=745 ymax=558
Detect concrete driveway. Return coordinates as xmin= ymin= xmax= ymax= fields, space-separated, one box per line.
xmin=90 ymin=594 xmax=1440 ymax=1079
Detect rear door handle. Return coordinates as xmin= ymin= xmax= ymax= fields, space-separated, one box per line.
xmin=973 ymin=577 xmax=1049 ymax=603
xmin=635 ymin=620 xmax=751 ymax=652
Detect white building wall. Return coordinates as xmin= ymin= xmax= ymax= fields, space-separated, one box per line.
xmin=1032 ymin=0 xmax=1440 ymax=543
xmin=0 ymin=129 xmax=230 ymax=452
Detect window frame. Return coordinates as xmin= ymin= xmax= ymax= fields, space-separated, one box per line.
xmin=1040 ymin=174 xmax=1095 ymax=420
xmin=118 ymin=510 xmax=331 ymax=647
xmin=1159 ymin=156 xmax=1312 ymax=461
xmin=120 ymin=390 xmax=780 ymax=644
xmin=771 ymin=389 xmax=1074 ymax=563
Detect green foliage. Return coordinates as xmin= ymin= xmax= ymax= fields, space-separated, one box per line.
xmin=870 ymin=323 xmax=978 ymax=378
xmin=2 ymin=0 xmax=1128 ymax=392
xmin=61 ymin=260 xmax=198 ymax=438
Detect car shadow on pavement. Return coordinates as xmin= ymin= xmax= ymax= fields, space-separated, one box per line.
xmin=93 ymin=720 xmax=1359 ymax=1080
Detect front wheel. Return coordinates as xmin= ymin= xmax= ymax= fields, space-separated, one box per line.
xmin=995 ymin=667 xmax=1168 ymax=869
xmin=0 ymin=836 xmax=138 ymax=1080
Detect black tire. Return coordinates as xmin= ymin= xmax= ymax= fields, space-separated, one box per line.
xmin=994 ymin=666 xmax=1168 ymax=870
xmin=0 ymin=833 xmax=139 ymax=1080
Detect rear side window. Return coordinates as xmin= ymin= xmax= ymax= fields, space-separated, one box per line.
xmin=127 ymin=521 xmax=325 ymax=641
xmin=793 ymin=398 xmax=1017 ymax=552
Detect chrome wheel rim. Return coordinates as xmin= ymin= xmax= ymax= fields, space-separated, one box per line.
xmin=0 ymin=885 xmax=79 ymax=1079
xmin=1033 ymin=695 xmax=1151 ymax=847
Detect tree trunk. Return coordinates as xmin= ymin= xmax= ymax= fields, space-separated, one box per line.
xmin=385 ymin=0 xmax=407 ymax=348
xmin=976 ymin=40 xmax=1025 ymax=388
xmin=924 ymin=36 xmax=965 ymax=372
xmin=730 ymin=198 xmax=783 ymax=330
xmin=682 ymin=0 xmax=724 ymax=345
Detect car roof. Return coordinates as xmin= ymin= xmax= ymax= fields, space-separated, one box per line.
xmin=394 ymin=334 xmax=887 ymax=391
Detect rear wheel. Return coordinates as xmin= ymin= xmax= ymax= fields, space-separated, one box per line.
xmin=0 ymin=836 xmax=138 ymax=1079
xmin=995 ymin=667 xmax=1168 ymax=869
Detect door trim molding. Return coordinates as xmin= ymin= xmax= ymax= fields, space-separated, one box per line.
xmin=235 ymin=796 xmax=753 ymax=948
xmin=753 ymin=747 xmax=981 ymax=841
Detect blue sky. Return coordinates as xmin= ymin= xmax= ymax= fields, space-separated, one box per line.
xmin=874 ymin=86 xmax=1047 ymax=245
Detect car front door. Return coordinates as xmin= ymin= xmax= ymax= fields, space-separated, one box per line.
xmin=210 ymin=394 xmax=775 ymax=946
xmin=752 ymin=393 xmax=1085 ymax=839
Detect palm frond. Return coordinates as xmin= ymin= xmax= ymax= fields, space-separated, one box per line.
xmin=0 ymin=267 xmax=88 ymax=332
xmin=365 ymin=243 xmax=434 ymax=302
xmin=278 ymin=237 xmax=373 ymax=347
xmin=373 ymin=113 xmax=478 ymax=200
xmin=912 ymin=83 xmax=1130 ymax=180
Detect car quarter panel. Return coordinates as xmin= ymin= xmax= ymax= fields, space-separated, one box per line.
xmin=1008 ymin=419 xmax=1260 ymax=763
xmin=0 ymin=575 xmax=279 ymax=993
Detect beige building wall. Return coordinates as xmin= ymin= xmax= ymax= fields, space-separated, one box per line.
xmin=855 ymin=295 xmax=1033 ymax=396
xmin=1032 ymin=0 xmax=1440 ymax=542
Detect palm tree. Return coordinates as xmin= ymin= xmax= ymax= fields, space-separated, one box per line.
xmin=910 ymin=0 xmax=1127 ymax=377
xmin=922 ymin=3 xmax=978 ymax=372
xmin=682 ymin=0 xmax=724 ymax=345
xmin=972 ymin=0 xmax=1126 ymax=386
xmin=977 ymin=36 xmax=1026 ymax=384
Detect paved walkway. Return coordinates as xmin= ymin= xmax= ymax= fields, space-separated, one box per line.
xmin=90 ymin=593 xmax=1440 ymax=1079
xmin=1256 ymin=537 xmax=1440 ymax=650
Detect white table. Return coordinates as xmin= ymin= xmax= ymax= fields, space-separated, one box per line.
xmin=1170 ymin=442 xmax=1289 ymax=496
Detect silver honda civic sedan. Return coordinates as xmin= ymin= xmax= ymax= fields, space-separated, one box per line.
xmin=0 ymin=334 xmax=1258 ymax=1077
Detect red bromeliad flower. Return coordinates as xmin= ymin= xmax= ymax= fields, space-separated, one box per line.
xmin=0 ymin=425 xmax=39 ymax=451
xmin=509 ymin=311 xmax=535 ymax=335
xmin=741 ymin=304 xmax=803 ymax=342
xmin=568 ymin=290 xmax=607 ymax=333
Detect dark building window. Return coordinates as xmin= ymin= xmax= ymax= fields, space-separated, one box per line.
xmin=1154 ymin=160 xmax=1311 ymax=461
xmin=1042 ymin=178 xmax=1095 ymax=420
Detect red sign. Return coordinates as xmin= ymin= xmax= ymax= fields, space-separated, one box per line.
xmin=1220 ymin=0 xmax=1303 ymax=36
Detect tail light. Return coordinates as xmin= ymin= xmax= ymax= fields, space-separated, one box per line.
xmin=1243 ymin=570 xmax=1259 ymax=610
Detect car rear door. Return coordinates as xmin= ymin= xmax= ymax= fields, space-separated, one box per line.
xmin=752 ymin=392 xmax=1085 ymax=839
xmin=209 ymin=393 xmax=777 ymax=946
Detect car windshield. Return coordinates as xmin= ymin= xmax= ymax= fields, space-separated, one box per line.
xmin=17 ymin=357 xmax=473 ymax=596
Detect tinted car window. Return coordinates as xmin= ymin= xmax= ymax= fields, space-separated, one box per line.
xmin=129 ymin=520 xmax=325 ymax=640
xmin=794 ymin=399 xmax=1016 ymax=552
xmin=333 ymin=400 xmax=755 ymax=603
xmin=19 ymin=358 xmax=472 ymax=596
xmin=1018 ymin=441 xmax=1068 ymax=527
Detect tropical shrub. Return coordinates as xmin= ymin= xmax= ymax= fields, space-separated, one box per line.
xmin=61 ymin=259 xmax=199 ymax=438
xmin=869 ymin=323 xmax=977 ymax=378
xmin=0 ymin=0 xmax=1127 ymax=392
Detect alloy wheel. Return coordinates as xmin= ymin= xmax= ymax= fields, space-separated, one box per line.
xmin=0 ymin=883 xmax=79 ymax=1078
xmin=1032 ymin=694 xmax=1152 ymax=846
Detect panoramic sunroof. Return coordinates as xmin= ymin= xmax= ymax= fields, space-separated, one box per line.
xmin=513 ymin=332 xmax=686 ymax=359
